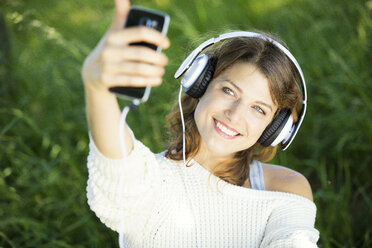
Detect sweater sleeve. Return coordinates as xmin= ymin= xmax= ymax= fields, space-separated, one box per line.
xmin=260 ymin=196 xmax=320 ymax=248
xmin=86 ymin=130 xmax=162 ymax=233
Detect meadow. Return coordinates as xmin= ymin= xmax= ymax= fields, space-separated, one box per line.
xmin=0 ymin=0 xmax=371 ymax=247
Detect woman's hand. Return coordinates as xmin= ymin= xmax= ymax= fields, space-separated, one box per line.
xmin=82 ymin=0 xmax=170 ymax=92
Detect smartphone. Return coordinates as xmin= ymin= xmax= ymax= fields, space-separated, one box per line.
xmin=109 ymin=6 xmax=170 ymax=102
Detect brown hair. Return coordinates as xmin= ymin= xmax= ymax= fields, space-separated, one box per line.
xmin=165 ymin=33 xmax=303 ymax=186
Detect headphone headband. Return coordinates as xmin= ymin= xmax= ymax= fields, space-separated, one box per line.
xmin=174 ymin=31 xmax=307 ymax=150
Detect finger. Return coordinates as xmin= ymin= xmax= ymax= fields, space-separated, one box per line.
xmin=101 ymin=73 xmax=162 ymax=87
xmin=101 ymin=46 xmax=168 ymax=66
xmin=107 ymin=26 xmax=170 ymax=49
xmin=103 ymin=62 xmax=165 ymax=77
xmin=110 ymin=0 xmax=130 ymax=30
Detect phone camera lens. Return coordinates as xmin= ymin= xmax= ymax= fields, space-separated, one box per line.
xmin=139 ymin=18 xmax=158 ymax=28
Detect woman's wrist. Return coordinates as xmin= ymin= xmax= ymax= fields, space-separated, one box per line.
xmin=84 ymin=81 xmax=118 ymax=105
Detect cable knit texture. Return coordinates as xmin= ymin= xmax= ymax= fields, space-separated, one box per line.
xmin=86 ymin=133 xmax=319 ymax=247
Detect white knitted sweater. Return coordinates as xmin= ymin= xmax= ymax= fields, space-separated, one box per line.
xmin=86 ymin=135 xmax=319 ymax=247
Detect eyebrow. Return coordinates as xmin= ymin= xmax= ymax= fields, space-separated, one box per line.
xmin=224 ymin=79 xmax=273 ymax=112
xmin=255 ymin=101 xmax=273 ymax=112
xmin=227 ymin=80 xmax=243 ymax=93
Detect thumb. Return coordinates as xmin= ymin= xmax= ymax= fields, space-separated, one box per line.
xmin=110 ymin=0 xmax=130 ymax=30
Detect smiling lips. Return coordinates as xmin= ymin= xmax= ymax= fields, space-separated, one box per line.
xmin=213 ymin=119 xmax=241 ymax=139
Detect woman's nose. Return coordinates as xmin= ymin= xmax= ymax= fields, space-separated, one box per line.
xmin=225 ymin=100 xmax=245 ymax=123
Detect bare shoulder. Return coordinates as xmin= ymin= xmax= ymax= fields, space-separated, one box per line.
xmin=261 ymin=163 xmax=314 ymax=202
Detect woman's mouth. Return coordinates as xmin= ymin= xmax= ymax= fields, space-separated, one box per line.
xmin=213 ymin=119 xmax=241 ymax=139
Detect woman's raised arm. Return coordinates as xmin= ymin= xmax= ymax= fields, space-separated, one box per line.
xmin=82 ymin=0 xmax=169 ymax=158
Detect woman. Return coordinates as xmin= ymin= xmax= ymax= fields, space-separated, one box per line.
xmin=82 ymin=0 xmax=319 ymax=247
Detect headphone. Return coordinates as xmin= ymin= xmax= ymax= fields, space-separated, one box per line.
xmin=174 ymin=31 xmax=307 ymax=150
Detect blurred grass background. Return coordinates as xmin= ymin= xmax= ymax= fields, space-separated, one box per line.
xmin=0 ymin=0 xmax=371 ymax=247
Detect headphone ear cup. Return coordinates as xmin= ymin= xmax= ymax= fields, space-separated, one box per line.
xmin=258 ymin=109 xmax=292 ymax=147
xmin=185 ymin=58 xmax=217 ymax=98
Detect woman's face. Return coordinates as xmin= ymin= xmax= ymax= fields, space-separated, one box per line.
xmin=194 ymin=62 xmax=278 ymax=162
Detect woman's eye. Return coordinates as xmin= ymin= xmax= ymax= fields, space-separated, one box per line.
xmin=253 ymin=106 xmax=265 ymax=115
xmin=222 ymin=87 xmax=234 ymax=96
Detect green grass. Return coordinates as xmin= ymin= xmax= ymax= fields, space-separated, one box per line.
xmin=1 ymin=0 xmax=371 ymax=247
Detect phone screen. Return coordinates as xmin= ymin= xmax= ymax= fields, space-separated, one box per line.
xmin=109 ymin=7 xmax=169 ymax=102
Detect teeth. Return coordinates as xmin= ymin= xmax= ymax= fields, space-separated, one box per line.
xmin=216 ymin=121 xmax=239 ymax=136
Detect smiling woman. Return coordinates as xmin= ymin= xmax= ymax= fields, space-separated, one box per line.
xmin=82 ymin=0 xmax=319 ymax=247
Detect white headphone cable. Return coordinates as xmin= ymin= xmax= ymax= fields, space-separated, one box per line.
xmin=178 ymin=86 xmax=201 ymax=247
xmin=116 ymin=87 xmax=186 ymax=246
xmin=117 ymin=100 xmax=140 ymax=248
xmin=178 ymin=84 xmax=186 ymax=166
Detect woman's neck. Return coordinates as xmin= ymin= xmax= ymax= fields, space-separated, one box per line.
xmin=193 ymin=142 xmax=234 ymax=172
